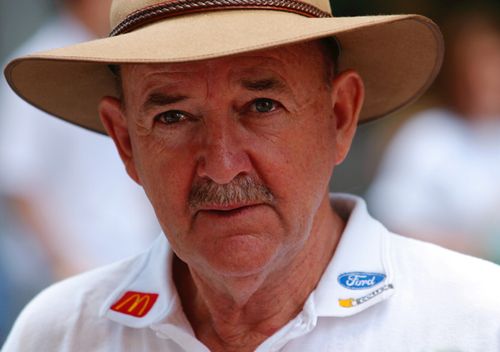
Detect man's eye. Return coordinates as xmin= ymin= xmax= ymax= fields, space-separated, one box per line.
xmin=251 ymin=98 xmax=279 ymax=113
xmin=154 ymin=110 xmax=189 ymax=125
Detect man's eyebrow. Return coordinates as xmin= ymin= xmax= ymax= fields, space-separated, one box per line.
xmin=239 ymin=78 xmax=287 ymax=92
xmin=141 ymin=92 xmax=188 ymax=114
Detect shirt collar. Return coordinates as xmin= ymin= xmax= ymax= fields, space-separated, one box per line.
xmin=100 ymin=194 xmax=395 ymax=328
xmin=312 ymin=194 xmax=395 ymax=317
xmin=99 ymin=235 xmax=176 ymax=328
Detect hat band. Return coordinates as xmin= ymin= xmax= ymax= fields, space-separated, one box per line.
xmin=110 ymin=0 xmax=333 ymax=36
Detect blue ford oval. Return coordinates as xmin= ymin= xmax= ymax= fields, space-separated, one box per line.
xmin=338 ymin=272 xmax=386 ymax=290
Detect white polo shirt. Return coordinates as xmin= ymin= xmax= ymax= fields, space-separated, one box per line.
xmin=3 ymin=194 xmax=500 ymax=351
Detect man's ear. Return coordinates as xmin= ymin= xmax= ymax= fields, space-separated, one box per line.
xmin=330 ymin=69 xmax=365 ymax=165
xmin=99 ymin=97 xmax=141 ymax=185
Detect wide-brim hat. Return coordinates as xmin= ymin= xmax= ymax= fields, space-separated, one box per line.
xmin=4 ymin=0 xmax=443 ymax=134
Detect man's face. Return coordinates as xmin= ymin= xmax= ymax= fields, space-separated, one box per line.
xmin=101 ymin=41 xmax=362 ymax=278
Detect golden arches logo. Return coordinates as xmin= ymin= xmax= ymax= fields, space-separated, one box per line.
xmin=111 ymin=291 xmax=159 ymax=317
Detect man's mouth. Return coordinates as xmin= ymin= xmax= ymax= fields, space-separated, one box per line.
xmin=195 ymin=203 xmax=262 ymax=217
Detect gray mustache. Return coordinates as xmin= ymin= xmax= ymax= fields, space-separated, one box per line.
xmin=188 ymin=175 xmax=274 ymax=211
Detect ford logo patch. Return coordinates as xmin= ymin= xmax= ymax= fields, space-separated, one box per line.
xmin=338 ymin=272 xmax=386 ymax=290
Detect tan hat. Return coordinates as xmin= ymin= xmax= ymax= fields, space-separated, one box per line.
xmin=4 ymin=0 xmax=444 ymax=134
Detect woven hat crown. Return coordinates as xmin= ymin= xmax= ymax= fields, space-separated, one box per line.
xmin=110 ymin=0 xmax=333 ymax=33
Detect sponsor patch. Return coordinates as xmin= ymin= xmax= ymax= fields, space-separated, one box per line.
xmin=110 ymin=291 xmax=159 ymax=318
xmin=338 ymin=272 xmax=386 ymax=290
xmin=339 ymin=283 xmax=394 ymax=308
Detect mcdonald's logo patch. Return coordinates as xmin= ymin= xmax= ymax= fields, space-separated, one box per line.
xmin=110 ymin=291 xmax=159 ymax=318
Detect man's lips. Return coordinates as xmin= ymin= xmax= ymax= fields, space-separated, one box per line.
xmin=194 ymin=202 xmax=263 ymax=216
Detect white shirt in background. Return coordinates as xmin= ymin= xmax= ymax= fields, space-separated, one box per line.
xmin=367 ymin=109 xmax=500 ymax=261
xmin=0 ymin=12 xmax=160 ymax=270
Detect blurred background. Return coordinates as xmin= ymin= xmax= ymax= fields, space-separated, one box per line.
xmin=1 ymin=0 xmax=500 ymax=345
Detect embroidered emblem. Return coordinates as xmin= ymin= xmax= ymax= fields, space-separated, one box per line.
xmin=337 ymin=272 xmax=386 ymax=290
xmin=110 ymin=291 xmax=159 ymax=317
xmin=338 ymin=284 xmax=394 ymax=308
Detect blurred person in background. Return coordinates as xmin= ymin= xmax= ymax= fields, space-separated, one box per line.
xmin=367 ymin=6 xmax=500 ymax=262
xmin=0 ymin=0 xmax=159 ymax=342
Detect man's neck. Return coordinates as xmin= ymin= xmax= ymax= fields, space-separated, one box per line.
xmin=173 ymin=196 xmax=345 ymax=352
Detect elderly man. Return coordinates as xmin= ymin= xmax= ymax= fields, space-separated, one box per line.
xmin=3 ymin=0 xmax=500 ymax=351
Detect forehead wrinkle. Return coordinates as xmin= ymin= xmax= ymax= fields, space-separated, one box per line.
xmin=137 ymin=74 xmax=192 ymax=98
xmin=227 ymin=58 xmax=287 ymax=80
xmin=238 ymin=77 xmax=288 ymax=93
xmin=230 ymin=66 xmax=292 ymax=96
xmin=225 ymin=55 xmax=303 ymax=98
xmin=123 ymin=63 xmax=205 ymax=98
xmin=140 ymin=92 xmax=189 ymax=115
xmin=232 ymin=70 xmax=298 ymax=105
xmin=127 ymin=62 xmax=207 ymax=77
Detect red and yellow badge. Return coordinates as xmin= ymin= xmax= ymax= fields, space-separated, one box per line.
xmin=110 ymin=291 xmax=159 ymax=318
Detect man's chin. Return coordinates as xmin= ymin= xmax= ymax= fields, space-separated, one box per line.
xmin=198 ymin=234 xmax=281 ymax=278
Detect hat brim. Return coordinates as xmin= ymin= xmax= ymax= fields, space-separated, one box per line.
xmin=4 ymin=10 xmax=443 ymax=134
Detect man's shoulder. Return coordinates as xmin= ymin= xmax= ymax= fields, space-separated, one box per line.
xmin=389 ymin=232 xmax=500 ymax=309
xmin=390 ymin=231 xmax=500 ymax=266
xmin=2 ymin=255 xmax=140 ymax=351
xmin=36 ymin=254 xmax=140 ymax=309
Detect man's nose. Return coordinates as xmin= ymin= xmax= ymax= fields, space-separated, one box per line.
xmin=195 ymin=119 xmax=252 ymax=185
